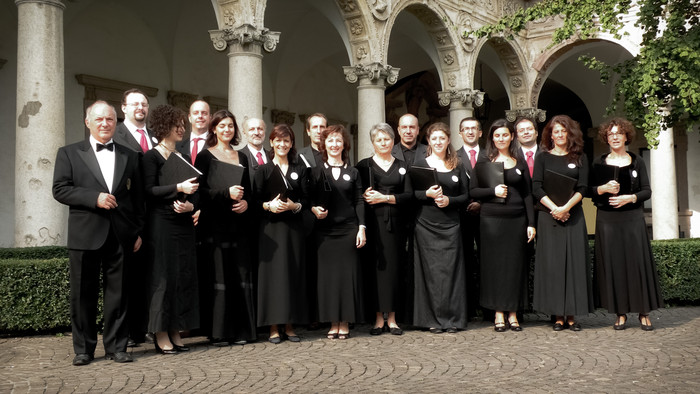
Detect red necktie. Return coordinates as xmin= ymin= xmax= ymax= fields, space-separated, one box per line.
xmin=526 ymin=151 xmax=534 ymax=177
xmin=256 ymin=151 xmax=264 ymax=165
xmin=136 ymin=129 xmax=148 ymax=153
xmin=191 ymin=138 xmax=202 ymax=165
xmin=469 ymin=149 xmax=477 ymax=168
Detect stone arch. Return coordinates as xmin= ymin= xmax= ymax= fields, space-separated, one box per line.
xmin=334 ymin=0 xmax=382 ymax=66
xmin=475 ymin=36 xmax=531 ymax=110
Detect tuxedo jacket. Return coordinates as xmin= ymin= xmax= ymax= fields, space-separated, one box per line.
xmin=113 ymin=122 xmax=154 ymax=153
xmin=53 ymin=140 xmax=145 ymax=250
xmin=391 ymin=142 xmax=428 ymax=166
xmin=297 ymin=145 xmax=323 ymax=168
xmin=457 ymin=145 xmax=489 ymax=177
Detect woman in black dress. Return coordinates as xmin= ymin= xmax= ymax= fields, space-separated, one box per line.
xmin=470 ymin=119 xmax=536 ymax=332
xmin=311 ymin=125 xmax=366 ymax=340
xmin=356 ymin=123 xmax=412 ymax=336
xmin=532 ymin=115 xmax=593 ymax=331
xmin=142 ymin=105 xmax=200 ymax=354
xmin=254 ymin=124 xmax=310 ymax=344
xmin=591 ymin=118 xmax=663 ymax=331
xmin=412 ymin=122 xmax=470 ymax=333
xmin=194 ymin=110 xmax=256 ymax=345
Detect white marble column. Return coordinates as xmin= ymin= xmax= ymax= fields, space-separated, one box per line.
xmin=343 ymin=63 xmax=400 ymax=159
xmin=210 ymin=25 xmax=280 ymax=124
xmin=438 ymin=89 xmax=485 ymax=143
xmin=15 ymin=0 xmax=65 ymax=247
xmin=650 ymin=121 xmax=679 ymax=239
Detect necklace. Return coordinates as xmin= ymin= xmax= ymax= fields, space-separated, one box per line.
xmin=158 ymin=142 xmax=177 ymax=152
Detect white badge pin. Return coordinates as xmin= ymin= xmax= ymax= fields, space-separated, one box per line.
xmin=290 ymin=172 xmax=299 ymax=180
xmin=151 ymin=136 xmax=158 ymax=144
xmin=516 ymin=168 xmax=522 ymax=176
xmin=452 ymin=175 xmax=459 ymax=183
xmin=568 ymin=163 xmax=576 ymax=169
xmin=343 ymin=174 xmax=351 ymax=181
xmin=632 ymin=170 xmax=638 ymax=178
xmin=399 ymin=167 xmax=406 ymax=175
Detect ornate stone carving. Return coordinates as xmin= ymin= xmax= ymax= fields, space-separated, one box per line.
xmin=338 ymin=0 xmax=357 ymax=13
xmin=505 ymin=108 xmax=547 ymax=123
xmin=271 ymin=109 xmax=296 ymax=126
xmin=349 ymin=18 xmax=364 ymax=35
xmin=448 ymin=73 xmax=457 ymax=87
xmin=457 ymin=12 xmax=476 ymax=52
xmin=511 ymin=76 xmax=523 ymax=88
xmin=368 ymin=0 xmax=390 ymax=20
xmin=502 ymin=0 xmax=519 ymax=16
xmin=223 ymin=9 xmax=236 ymax=27
xmin=343 ymin=63 xmax=400 ymax=85
xmin=435 ymin=33 xmax=447 ymax=46
xmin=209 ymin=24 xmax=281 ymax=53
xmin=437 ymin=89 xmax=485 ymax=108
xmin=443 ymin=53 xmax=455 ymax=65
xmin=355 ymin=45 xmax=368 ymax=61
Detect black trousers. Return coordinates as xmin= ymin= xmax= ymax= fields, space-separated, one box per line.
xmin=69 ymin=229 xmax=128 ymax=355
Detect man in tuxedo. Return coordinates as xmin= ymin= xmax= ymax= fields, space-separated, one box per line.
xmin=53 ymin=101 xmax=144 ymax=365
xmin=238 ymin=117 xmax=270 ymax=187
xmin=177 ymin=100 xmax=211 ymax=163
xmin=391 ymin=113 xmax=427 ymax=166
xmin=515 ymin=116 xmax=539 ymax=178
xmin=113 ymin=89 xmax=152 ymax=347
xmin=113 ymin=89 xmax=153 ymax=154
xmin=298 ymin=113 xmax=326 ymax=168
xmin=456 ymin=117 xmax=487 ymax=320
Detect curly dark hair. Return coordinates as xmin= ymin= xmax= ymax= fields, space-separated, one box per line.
xmin=485 ymin=119 xmax=518 ymax=161
xmin=540 ymin=114 xmax=585 ymax=165
xmin=206 ymin=110 xmax=240 ymax=147
xmin=320 ymin=124 xmax=351 ymax=164
xmin=598 ymin=117 xmax=635 ymax=145
xmin=268 ymin=123 xmax=298 ymax=161
xmin=149 ymin=105 xmax=186 ymax=142
xmin=425 ymin=122 xmax=459 ymax=170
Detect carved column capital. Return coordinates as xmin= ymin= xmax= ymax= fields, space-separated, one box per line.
xmin=437 ymin=89 xmax=485 ymax=108
xmin=505 ymin=107 xmax=547 ymax=123
xmin=15 ymin=0 xmax=65 ymax=9
xmin=271 ymin=109 xmax=296 ymax=126
xmin=343 ymin=62 xmax=400 ymax=86
xmin=209 ymin=24 xmax=280 ymax=53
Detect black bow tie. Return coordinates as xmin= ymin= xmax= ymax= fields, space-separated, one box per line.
xmin=96 ymin=143 xmax=114 ymax=152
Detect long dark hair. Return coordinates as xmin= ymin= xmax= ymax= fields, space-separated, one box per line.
xmin=540 ymin=114 xmax=584 ymax=165
xmin=485 ymin=119 xmax=518 ymax=161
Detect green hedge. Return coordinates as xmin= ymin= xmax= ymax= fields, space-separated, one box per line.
xmin=0 ymin=240 xmax=698 ymax=333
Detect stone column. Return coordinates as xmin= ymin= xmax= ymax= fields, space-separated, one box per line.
xmin=650 ymin=120 xmax=679 ymax=239
xmin=15 ymin=0 xmax=66 ymax=247
xmin=438 ymin=89 xmax=485 ymax=143
xmin=343 ymin=63 xmax=400 ymax=159
xmin=209 ymin=24 xmax=280 ymax=123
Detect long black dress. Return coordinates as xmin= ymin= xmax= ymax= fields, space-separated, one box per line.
xmin=312 ymin=163 xmax=365 ymax=323
xmin=356 ymin=158 xmax=412 ymax=315
xmin=470 ymin=158 xmax=535 ymax=312
xmin=254 ymin=159 xmax=310 ymax=327
xmin=532 ymin=152 xmax=594 ymax=316
xmin=590 ymin=153 xmax=663 ymax=314
xmin=142 ymin=149 xmax=200 ymax=333
xmin=412 ymin=158 xmax=470 ymax=330
xmin=195 ymin=150 xmax=256 ymax=342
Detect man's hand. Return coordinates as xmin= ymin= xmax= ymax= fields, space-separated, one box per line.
xmin=133 ymin=236 xmax=142 ymax=252
xmin=97 ymin=193 xmax=118 ymax=209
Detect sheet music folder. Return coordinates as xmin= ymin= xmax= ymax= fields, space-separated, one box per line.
xmin=160 ymin=153 xmax=202 ymax=186
xmin=207 ymin=159 xmax=245 ymax=190
xmin=543 ymin=169 xmax=577 ymax=206
xmin=474 ymin=161 xmax=505 ymax=203
xmin=409 ymin=166 xmax=438 ymax=191
xmin=265 ymin=164 xmax=292 ymax=200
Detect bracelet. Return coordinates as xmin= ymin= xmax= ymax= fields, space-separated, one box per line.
xmin=292 ymin=202 xmax=302 ymax=214
xmin=263 ymin=202 xmax=269 ymax=211
xmin=386 ymin=195 xmax=390 ymax=202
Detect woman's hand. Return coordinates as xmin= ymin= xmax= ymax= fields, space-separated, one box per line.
xmin=229 ymin=185 xmax=244 ymax=200
xmin=527 ymin=226 xmax=536 ymax=243
xmin=232 ymin=199 xmax=248 ymax=214
xmin=178 ymin=177 xmax=199 ymax=195
xmin=312 ymin=206 xmax=328 ymax=219
xmin=598 ymin=180 xmax=620 ymax=195
xmin=173 ymin=200 xmax=194 ymax=213
xmin=356 ymin=226 xmax=366 ymax=248
xmin=426 ymin=185 xmax=442 ymax=199
xmin=550 ymin=206 xmax=570 ymax=222
xmin=494 ymin=184 xmax=508 ymax=199
xmin=609 ymin=194 xmax=635 ymax=208
xmin=364 ymin=188 xmax=389 ymax=205
xmin=435 ymin=195 xmax=450 ymax=208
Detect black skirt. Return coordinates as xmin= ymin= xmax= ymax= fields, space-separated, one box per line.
xmin=595 ymin=208 xmax=663 ymax=314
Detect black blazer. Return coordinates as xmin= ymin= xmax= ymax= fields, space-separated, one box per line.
xmin=113 ymin=122 xmax=154 ymax=153
xmin=238 ymin=145 xmax=271 ymax=189
xmin=457 ymin=145 xmax=488 ymax=177
xmin=391 ymin=142 xmax=427 ymax=166
xmin=52 ymin=140 xmax=144 ymax=250
xmin=298 ymin=145 xmax=323 ymax=168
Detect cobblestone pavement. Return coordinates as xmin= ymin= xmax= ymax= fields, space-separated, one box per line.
xmin=1 ymin=307 xmax=699 ymax=393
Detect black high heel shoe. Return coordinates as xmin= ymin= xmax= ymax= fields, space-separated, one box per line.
xmin=154 ymin=340 xmax=177 ymax=355
xmin=169 ymin=335 xmax=189 ymax=351
xmin=639 ymin=314 xmax=654 ymax=331
xmin=614 ymin=314 xmax=627 ymax=330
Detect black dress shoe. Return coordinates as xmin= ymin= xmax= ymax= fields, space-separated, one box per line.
xmin=269 ymin=336 xmax=282 ymax=344
xmin=126 ymin=338 xmax=137 ymax=348
xmin=72 ymin=353 xmax=94 ymax=366
xmin=508 ymin=320 xmax=523 ymax=332
xmin=429 ymin=327 xmax=444 ymax=334
xmin=494 ymin=323 xmax=507 ymax=333
xmin=154 ymin=342 xmax=177 ymax=354
xmin=144 ymin=333 xmax=155 ymax=344
xmin=173 ymin=343 xmax=190 ymax=352
xmin=105 ymin=352 xmax=133 ymax=363
xmin=553 ymin=322 xmax=565 ymax=331
xmin=639 ymin=314 xmax=654 ymax=331
xmin=211 ymin=338 xmax=230 ymax=347
xmin=614 ymin=314 xmax=627 ymax=330
xmin=569 ymin=322 xmax=582 ymax=331
xmin=389 ymin=327 xmax=404 ymax=335
xmin=286 ymin=335 xmax=301 ymax=343
xmin=369 ymin=326 xmax=383 ymax=335
xmin=232 ymin=339 xmax=247 ymax=345
xmin=446 ymin=327 xmax=458 ymax=334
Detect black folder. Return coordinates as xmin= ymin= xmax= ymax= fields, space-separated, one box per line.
xmin=317 ymin=170 xmax=333 ymax=209
xmin=265 ymin=164 xmax=292 ymax=200
xmin=207 ymin=159 xmax=245 ymax=190
xmin=358 ymin=164 xmax=375 ymax=190
xmin=593 ymin=163 xmax=631 ymax=194
xmin=159 ymin=152 xmax=202 ymax=186
xmin=543 ymin=169 xmax=577 ymax=206
xmin=474 ymin=161 xmax=505 ymax=203
xmin=409 ymin=166 xmax=438 ymax=191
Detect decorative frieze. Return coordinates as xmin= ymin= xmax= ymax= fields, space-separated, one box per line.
xmin=209 ymin=24 xmax=280 ymax=53
xmin=505 ymin=108 xmax=547 ymax=123
xmin=271 ymin=109 xmax=296 ymax=126
xmin=343 ymin=62 xmax=400 ymax=85
xmin=437 ymin=89 xmax=485 ymax=108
